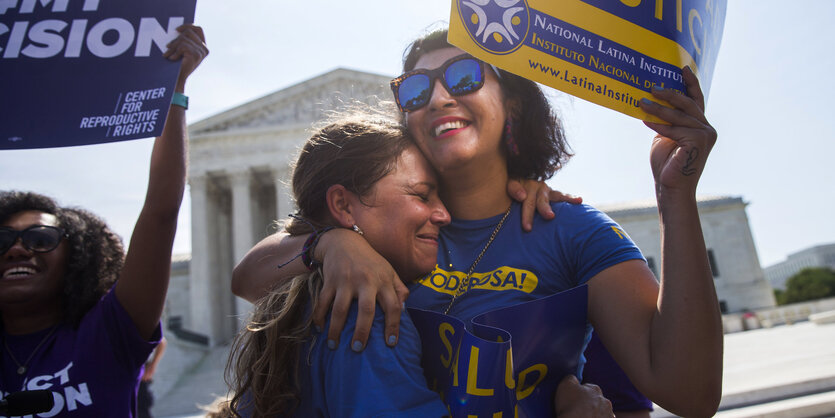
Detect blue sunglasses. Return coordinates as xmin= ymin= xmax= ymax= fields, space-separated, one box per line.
xmin=390 ymin=54 xmax=498 ymax=112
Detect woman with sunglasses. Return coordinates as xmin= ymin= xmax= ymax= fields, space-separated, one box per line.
xmin=234 ymin=29 xmax=722 ymax=417
xmin=0 ymin=25 xmax=207 ymax=416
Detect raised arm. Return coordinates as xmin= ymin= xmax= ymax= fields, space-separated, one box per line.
xmin=587 ymin=67 xmax=722 ymax=417
xmin=114 ymin=25 xmax=208 ymax=340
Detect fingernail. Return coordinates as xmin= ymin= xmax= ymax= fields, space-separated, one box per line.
xmin=327 ymin=339 xmax=336 ymax=350
xmin=351 ymin=341 xmax=363 ymax=352
xmin=652 ymin=85 xmax=664 ymax=91
xmin=640 ymin=98 xmax=654 ymax=106
xmin=387 ymin=335 xmax=397 ymax=346
xmin=402 ymin=302 xmax=406 ymax=309
xmin=684 ymin=65 xmax=693 ymax=74
xmin=314 ymin=324 xmax=322 ymax=333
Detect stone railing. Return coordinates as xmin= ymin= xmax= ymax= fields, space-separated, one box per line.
xmin=722 ymin=296 xmax=835 ymax=333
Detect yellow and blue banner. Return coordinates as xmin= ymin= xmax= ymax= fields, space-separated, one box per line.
xmin=409 ymin=285 xmax=588 ymax=417
xmin=1 ymin=0 xmax=196 ymax=150
xmin=449 ymin=0 xmax=726 ymax=120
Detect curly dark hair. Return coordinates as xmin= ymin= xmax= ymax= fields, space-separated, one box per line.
xmin=401 ymin=29 xmax=573 ymax=180
xmin=0 ymin=191 xmax=124 ymax=328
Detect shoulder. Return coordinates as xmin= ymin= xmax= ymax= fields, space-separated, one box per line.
xmin=328 ymin=303 xmax=421 ymax=356
xmin=313 ymin=306 xmax=447 ymax=416
xmin=551 ymin=202 xmax=615 ymax=224
xmin=78 ymin=289 xmax=160 ymax=360
xmin=530 ymin=202 xmax=620 ymax=240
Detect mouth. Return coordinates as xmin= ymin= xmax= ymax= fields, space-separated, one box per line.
xmin=2 ymin=266 xmax=37 ymax=280
xmin=432 ymin=119 xmax=470 ymax=138
xmin=416 ymin=233 xmax=439 ymax=244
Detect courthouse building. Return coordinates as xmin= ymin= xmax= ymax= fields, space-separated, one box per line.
xmin=600 ymin=197 xmax=776 ymax=315
xmin=764 ymin=243 xmax=835 ymax=290
xmin=165 ymin=69 xmax=775 ymax=346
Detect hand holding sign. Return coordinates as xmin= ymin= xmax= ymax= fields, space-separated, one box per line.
xmin=165 ymin=24 xmax=208 ymax=93
xmin=554 ymin=375 xmax=613 ymax=418
xmin=641 ymin=65 xmax=716 ymax=196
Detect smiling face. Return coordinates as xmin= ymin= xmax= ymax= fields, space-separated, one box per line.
xmin=404 ymin=47 xmax=510 ymax=175
xmin=0 ymin=210 xmax=68 ymax=314
xmin=351 ymin=146 xmax=451 ymax=281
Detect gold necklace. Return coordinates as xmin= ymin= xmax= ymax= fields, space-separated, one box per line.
xmin=3 ymin=325 xmax=59 ymax=375
xmin=444 ymin=204 xmax=512 ymax=315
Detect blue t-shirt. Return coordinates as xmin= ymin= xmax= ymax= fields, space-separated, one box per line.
xmin=288 ymin=303 xmax=449 ymax=418
xmin=408 ymin=202 xmax=643 ymax=323
xmin=0 ymin=290 xmax=160 ymax=417
xmin=407 ymin=201 xmax=644 ymax=376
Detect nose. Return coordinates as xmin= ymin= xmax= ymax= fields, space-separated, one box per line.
xmin=2 ymin=237 xmax=32 ymax=258
xmin=426 ymin=78 xmax=456 ymax=111
xmin=431 ymin=200 xmax=451 ymax=227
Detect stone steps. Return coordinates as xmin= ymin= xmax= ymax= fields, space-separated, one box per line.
xmin=715 ymin=390 xmax=835 ymax=418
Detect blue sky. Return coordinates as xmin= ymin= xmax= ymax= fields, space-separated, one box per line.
xmin=2 ymin=0 xmax=833 ymax=267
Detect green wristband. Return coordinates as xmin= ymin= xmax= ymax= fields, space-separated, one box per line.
xmin=171 ymin=92 xmax=189 ymax=109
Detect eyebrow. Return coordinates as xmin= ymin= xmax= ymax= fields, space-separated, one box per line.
xmin=405 ymin=181 xmax=437 ymax=192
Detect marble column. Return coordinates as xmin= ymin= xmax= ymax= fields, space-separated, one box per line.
xmin=273 ymin=166 xmax=294 ymax=220
xmin=187 ymin=175 xmax=214 ymax=341
xmin=273 ymin=168 xmax=286 ymax=220
xmin=230 ymin=170 xmax=254 ymax=318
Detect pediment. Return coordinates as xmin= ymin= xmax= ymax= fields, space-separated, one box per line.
xmin=189 ymin=68 xmax=393 ymax=136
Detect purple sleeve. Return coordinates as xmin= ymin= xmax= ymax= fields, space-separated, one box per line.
xmin=581 ymin=332 xmax=652 ymax=412
xmin=82 ymin=290 xmax=161 ymax=372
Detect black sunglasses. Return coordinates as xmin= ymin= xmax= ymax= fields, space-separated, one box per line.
xmin=391 ymin=54 xmax=497 ymax=112
xmin=0 ymin=225 xmax=67 ymax=255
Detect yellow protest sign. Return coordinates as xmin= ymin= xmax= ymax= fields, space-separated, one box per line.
xmin=448 ymin=0 xmax=726 ymax=120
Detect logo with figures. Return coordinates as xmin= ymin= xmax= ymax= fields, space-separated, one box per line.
xmin=457 ymin=0 xmax=530 ymax=55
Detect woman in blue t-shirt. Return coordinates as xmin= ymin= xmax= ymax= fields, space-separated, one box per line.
xmin=233 ymin=27 xmax=722 ymax=418
xmin=219 ymin=111 xmax=452 ymax=417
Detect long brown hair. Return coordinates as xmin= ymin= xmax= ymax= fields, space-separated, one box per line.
xmin=223 ymin=106 xmax=412 ymax=417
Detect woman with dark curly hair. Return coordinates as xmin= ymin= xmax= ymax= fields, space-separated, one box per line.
xmin=234 ymin=27 xmax=723 ymax=417
xmin=0 ymin=25 xmax=207 ymax=416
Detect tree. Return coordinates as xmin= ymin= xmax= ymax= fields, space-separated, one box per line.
xmin=774 ymin=288 xmax=785 ymax=305
xmin=781 ymin=267 xmax=835 ymax=305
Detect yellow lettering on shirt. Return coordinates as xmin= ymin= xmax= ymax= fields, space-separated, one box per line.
xmin=419 ymin=266 xmax=539 ymax=295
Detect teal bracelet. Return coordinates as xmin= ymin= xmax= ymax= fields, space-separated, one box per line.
xmin=171 ymin=92 xmax=189 ymax=109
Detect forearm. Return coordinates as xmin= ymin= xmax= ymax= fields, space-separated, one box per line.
xmin=649 ymin=192 xmax=723 ymax=415
xmin=116 ymin=104 xmax=187 ymax=338
xmin=232 ymin=232 xmax=308 ymax=302
xmin=144 ymin=105 xmax=188 ymax=217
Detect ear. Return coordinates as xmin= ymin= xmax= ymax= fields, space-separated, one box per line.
xmin=325 ymin=184 xmax=358 ymax=229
